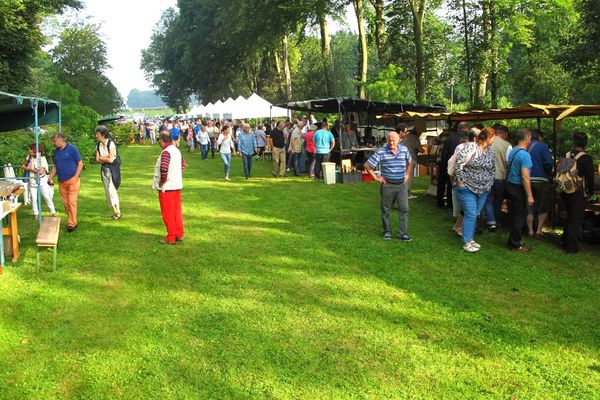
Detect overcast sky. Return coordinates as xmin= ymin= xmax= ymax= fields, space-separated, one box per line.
xmin=74 ymin=0 xmax=358 ymax=99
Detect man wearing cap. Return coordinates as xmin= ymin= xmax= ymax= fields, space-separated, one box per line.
xmin=364 ymin=131 xmax=413 ymax=242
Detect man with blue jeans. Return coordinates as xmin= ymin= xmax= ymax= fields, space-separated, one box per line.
xmin=313 ymin=121 xmax=335 ymax=179
xmin=237 ymin=123 xmax=257 ymax=179
xmin=506 ymin=129 xmax=534 ymax=252
xmin=364 ymin=132 xmax=413 ymax=242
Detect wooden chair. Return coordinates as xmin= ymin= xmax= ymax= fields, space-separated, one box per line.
xmin=36 ymin=216 xmax=60 ymax=272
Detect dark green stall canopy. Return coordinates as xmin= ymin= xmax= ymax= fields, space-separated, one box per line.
xmin=0 ymin=91 xmax=61 ymax=133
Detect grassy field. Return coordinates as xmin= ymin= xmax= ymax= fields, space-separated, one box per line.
xmin=1 ymin=144 xmax=599 ymax=399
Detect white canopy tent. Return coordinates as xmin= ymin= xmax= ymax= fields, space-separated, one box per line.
xmin=234 ymin=93 xmax=289 ymax=119
xmin=211 ymin=100 xmax=224 ymax=119
xmin=195 ymin=94 xmax=290 ymax=120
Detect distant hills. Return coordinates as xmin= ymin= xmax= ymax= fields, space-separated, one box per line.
xmin=126 ymin=89 xmax=167 ymax=109
xmin=126 ymin=89 xmax=199 ymax=109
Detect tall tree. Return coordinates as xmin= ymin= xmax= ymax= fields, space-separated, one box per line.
xmin=141 ymin=8 xmax=191 ymax=112
xmin=407 ymin=0 xmax=427 ymax=103
xmin=0 ymin=0 xmax=81 ymax=93
xmin=352 ymin=0 xmax=369 ymax=99
xmin=51 ymin=22 xmax=123 ymax=115
xmin=282 ymin=34 xmax=293 ymax=101
xmin=368 ymin=0 xmax=387 ymax=65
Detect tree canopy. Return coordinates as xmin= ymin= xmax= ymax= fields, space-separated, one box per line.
xmin=141 ymin=0 xmax=600 ymax=110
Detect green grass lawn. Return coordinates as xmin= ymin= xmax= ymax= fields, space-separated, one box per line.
xmin=1 ymin=145 xmax=599 ymax=399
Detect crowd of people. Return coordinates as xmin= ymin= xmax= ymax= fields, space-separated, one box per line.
xmin=135 ymin=115 xmax=342 ymax=181
xmin=19 ymin=117 xmax=596 ymax=252
xmin=436 ymin=122 xmax=596 ymax=253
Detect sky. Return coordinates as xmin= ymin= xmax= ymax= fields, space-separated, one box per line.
xmin=75 ymin=0 xmax=357 ymax=100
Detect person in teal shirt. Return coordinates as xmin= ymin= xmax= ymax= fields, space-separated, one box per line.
xmin=313 ymin=121 xmax=335 ymax=179
xmin=505 ymin=128 xmax=534 ymax=252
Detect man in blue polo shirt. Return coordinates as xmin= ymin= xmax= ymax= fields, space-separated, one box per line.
xmin=47 ymin=132 xmax=83 ymax=232
xmin=364 ymin=131 xmax=413 ymax=241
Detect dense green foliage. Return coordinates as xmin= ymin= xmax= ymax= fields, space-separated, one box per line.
xmin=0 ymin=2 xmax=123 ymax=170
xmin=51 ymin=22 xmax=123 ymax=115
xmin=0 ymin=0 xmax=81 ymax=93
xmin=142 ymin=0 xmax=600 ymax=111
xmin=1 ymin=146 xmax=599 ymax=398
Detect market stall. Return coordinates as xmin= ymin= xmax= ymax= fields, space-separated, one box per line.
xmin=0 ymin=91 xmax=62 ymax=271
xmin=379 ymin=103 xmax=600 ymax=224
xmin=274 ymin=98 xmax=445 ymax=183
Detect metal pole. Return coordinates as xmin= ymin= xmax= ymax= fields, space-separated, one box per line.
xmin=58 ymin=102 xmax=62 ymax=132
xmin=551 ymin=117 xmax=559 ymax=227
xmin=34 ymin=99 xmax=42 ymax=226
xmin=338 ymin=99 xmax=344 ymax=184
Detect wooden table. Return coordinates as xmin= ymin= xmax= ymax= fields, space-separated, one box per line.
xmin=1 ymin=202 xmax=21 ymax=269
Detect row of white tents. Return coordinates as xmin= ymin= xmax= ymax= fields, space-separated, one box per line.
xmin=187 ymin=93 xmax=289 ymax=120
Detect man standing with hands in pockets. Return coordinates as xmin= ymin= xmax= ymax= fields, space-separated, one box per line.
xmin=364 ymin=131 xmax=413 ymax=242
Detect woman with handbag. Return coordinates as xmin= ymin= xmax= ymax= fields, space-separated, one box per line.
xmin=95 ymin=126 xmax=122 ymax=220
xmin=454 ymin=128 xmax=496 ymax=253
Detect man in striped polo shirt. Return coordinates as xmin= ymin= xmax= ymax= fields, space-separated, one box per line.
xmin=364 ymin=131 xmax=413 ymax=241
xmin=153 ymin=131 xmax=186 ymax=244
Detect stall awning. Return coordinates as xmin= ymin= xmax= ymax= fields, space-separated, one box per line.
xmin=378 ymin=104 xmax=600 ymax=122
xmin=275 ymin=98 xmax=445 ymax=115
xmin=0 ymin=91 xmax=61 ymax=133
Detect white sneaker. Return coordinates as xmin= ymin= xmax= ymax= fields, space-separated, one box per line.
xmin=471 ymin=241 xmax=481 ymax=249
xmin=463 ymin=242 xmax=480 ymax=253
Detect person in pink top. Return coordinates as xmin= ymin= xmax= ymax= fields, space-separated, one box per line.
xmin=304 ymin=124 xmax=317 ymax=178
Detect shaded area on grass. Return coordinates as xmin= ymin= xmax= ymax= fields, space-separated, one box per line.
xmin=1 ymin=145 xmax=599 ymax=399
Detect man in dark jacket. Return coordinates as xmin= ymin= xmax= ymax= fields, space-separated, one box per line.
xmin=437 ymin=122 xmax=469 ymax=208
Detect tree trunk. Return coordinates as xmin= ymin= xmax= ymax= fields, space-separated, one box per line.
xmin=475 ymin=0 xmax=492 ymax=108
xmin=490 ymin=0 xmax=499 ymax=108
xmin=353 ymin=0 xmax=368 ymax=99
xmin=369 ymin=0 xmax=386 ymax=64
xmin=462 ymin=0 xmax=473 ymax=105
xmin=282 ymin=34 xmax=292 ymax=101
xmin=273 ymin=49 xmax=285 ymax=101
xmin=319 ymin=14 xmax=334 ymax=97
xmin=409 ymin=0 xmax=426 ymax=104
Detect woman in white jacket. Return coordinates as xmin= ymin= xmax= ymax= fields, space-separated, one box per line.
xmin=217 ymin=125 xmax=236 ymax=181
xmin=22 ymin=144 xmax=56 ymax=218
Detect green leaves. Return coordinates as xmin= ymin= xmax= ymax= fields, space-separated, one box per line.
xmin=50 ymin=22 xmax=123 ymax=115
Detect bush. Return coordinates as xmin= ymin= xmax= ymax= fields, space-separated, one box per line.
xmin=108 ymin=121 xmax=136 ymax=145
xmin=0 ymin=131 xmax=45 ymax=169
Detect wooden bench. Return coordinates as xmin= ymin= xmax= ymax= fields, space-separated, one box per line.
xmin=36 ymin=216 xmax=60 ymax=272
